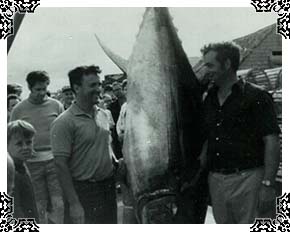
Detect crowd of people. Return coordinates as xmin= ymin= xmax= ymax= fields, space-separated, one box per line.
xmin=7 ymin=42 xmax=281 ymax=224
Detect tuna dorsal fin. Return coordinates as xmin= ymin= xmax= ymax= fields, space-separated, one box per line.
xmin=94 ymin=34 xmax=128 ymax=73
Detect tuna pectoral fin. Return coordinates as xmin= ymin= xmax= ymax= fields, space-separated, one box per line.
xmin=94 ymin=34 xmax=128 ymax=73
xmin=136 ymin=190 xmax=177 ymax=224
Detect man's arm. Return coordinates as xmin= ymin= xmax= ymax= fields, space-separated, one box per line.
xmin=251 ymin=91 xmax=281 ymax=182
xmin=262 ymin=134 xmax=281 ymax=183
xmin=257 ymin=134 xmax=280 ymax=217
xmin=251 ymin=91 xmax=281 ymax=218
xmin=50 ymin=117 xmax=84 ymax=223
xmin=198 ymin=140 xmax=208 ymax=169
xmin=180 ymin=140 xmax=208 ymax=192
xmin=54 ymin=156 xmax=85 ymax=223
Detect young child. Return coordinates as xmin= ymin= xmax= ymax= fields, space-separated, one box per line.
xmin=7 ymin=120 xmax=39 ymax=222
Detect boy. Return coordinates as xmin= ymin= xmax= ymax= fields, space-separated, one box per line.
xmin=7 ymin=120 xmax=39 ymax=222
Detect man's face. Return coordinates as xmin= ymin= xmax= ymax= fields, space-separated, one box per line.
xmin=15 ymin=89 xmax=22 ymax=98
xmin=103 ymin=94 xmax=113 ymax=108
xmin=8 ymin=134 xmax=34 ymax=161
xmin=113 ymin=85 xmax=123 ymax=99
xmin=8 ymin=98 xmax=20 ymax=112
xmin=62 ymin=90 xmax=74 ymax=105
xmin=77 ymin=74 xmax=101 ymax=105
xmin=203 ymin=50 xmax=227 ymax=84
xmin=29 ymin=81 xmax=49 ymax=104
xmin=105 ymin=90 xmax=116 ymax=100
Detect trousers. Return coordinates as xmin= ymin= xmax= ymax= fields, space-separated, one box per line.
xmin=208 ymin=167 xmax=276 ymax=224
xmin=72 ymin=176 xmax=117 ymax=224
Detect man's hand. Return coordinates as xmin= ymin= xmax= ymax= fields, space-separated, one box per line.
xmin=198 ymin=152 xmax=207 ymax=169
xmin=115 ymin=158 xmax=127 ymax=184
xmin=257 ymin=185 xmax=276 ymax=218
xmin=198 ymin=140 xmax=208 ymax=169
xmin=69 ymin=202 xmax=85 ymax=224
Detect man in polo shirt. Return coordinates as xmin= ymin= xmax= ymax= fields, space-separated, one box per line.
xmin=51 ymin=65 xmax=117 ymax=224
xmin=199 ymin=42 xmax=281 ymax=223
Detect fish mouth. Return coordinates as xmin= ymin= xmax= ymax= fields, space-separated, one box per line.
xmin=136 ymin=189 xmax=177 ymax=223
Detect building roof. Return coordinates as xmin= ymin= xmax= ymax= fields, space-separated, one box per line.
xmin=192 ymin=23 xmax=282 ymax=88
xmin=233 ymin=23 xmax=282 ymax=70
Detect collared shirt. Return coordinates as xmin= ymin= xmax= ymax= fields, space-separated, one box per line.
xmin=10 ymin=97 xmax=64 ymax=158
xmin=51 ymin=103 xmax=114 ymax=181
xmin=203 ymin=80 xmax=280 ymax=170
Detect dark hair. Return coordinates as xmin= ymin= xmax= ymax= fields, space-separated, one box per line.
xmin=68 ymin=65 xmax=102 ymax=93
xmin=61 ymin=85 xmax=72 ymax=93
xmin=7 ymin=120 xmax=36 ymax=143
xmin=7 ymin=84 xmax=22 ymax=96
xmin=7 ymin=94 xmax=21 ymax=109
xmin=103 ymin=84 xmax=113 ymax=92
xmin=122 ymin=79 xmax=127 ymax=90
xmin=26 ymin=71 xmax=50 ymax=89
xmin=112 ymin=81 xmax=121 ymax=91
xmin=200 ymin=42 xmax=241 ymax=72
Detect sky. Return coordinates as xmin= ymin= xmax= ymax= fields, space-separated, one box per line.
xmin=7 ymin=7 xmax=277 ymax=97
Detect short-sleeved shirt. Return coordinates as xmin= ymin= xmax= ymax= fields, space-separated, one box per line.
xmin=50 ymin=103 xmax=114 ymax=181
xmin=10 ymin=97 xmax=64 ymax=161
xmin=203 ymin=80 xmax=281 ymax=170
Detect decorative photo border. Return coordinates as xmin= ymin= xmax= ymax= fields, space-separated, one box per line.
xmin=2 ymin=190 xmax=290 ymax=229
xmin=0 ymin=0 xmax=40 ymax=40
xmin=251 ymin=0 xmax=290 ymax=39
xmin=0 ymin=192 xmax=39 ymax=232
xmin=1 ymin=0 xmax=290 ymax=40
xmin=1 ymin=0 xmax=289 ymax=230
xmin=251 ymin=193 xmax=290 ymax=232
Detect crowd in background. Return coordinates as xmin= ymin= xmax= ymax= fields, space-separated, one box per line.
xmin=7 ymin=42 xmax=281 ymax=224
xmin=7 ymin=72 xmax=129 ymax=224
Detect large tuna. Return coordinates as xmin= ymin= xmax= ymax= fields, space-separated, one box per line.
xmin=97 ymin=7 xmax=208 ymax=223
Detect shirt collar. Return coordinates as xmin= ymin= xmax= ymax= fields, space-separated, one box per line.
xmin=231 ymin=79 xmax=245 ymax=94
xmin=13 ymin=158 xmax=27 ymax=174
xmin=28 ymin=95 xmax=49 ymax=105
xmin=70 ymin=102 xmax=101 ymax=117
xmin=210 ymin=78 xmax=244 ymax=95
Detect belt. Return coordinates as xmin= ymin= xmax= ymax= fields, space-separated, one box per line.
xmin=212 ymin=166 xmax=262 ymax=175
xmin=74 ymin=175 xmax=115 ymax=184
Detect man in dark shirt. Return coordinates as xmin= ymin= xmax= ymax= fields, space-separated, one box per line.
xmin=199 ymin=42 xmax=280 ymax=223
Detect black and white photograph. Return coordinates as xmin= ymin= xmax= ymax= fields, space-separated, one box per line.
xmin=1 ymin=0 xmax=288 ymax=228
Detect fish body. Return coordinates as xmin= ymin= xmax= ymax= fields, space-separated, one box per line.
xmin=123 ymin=7 xmax=206 ymax=223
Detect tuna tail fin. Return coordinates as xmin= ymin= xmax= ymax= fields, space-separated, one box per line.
xmin=94 ymin=34 xmax=128 ymax=73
